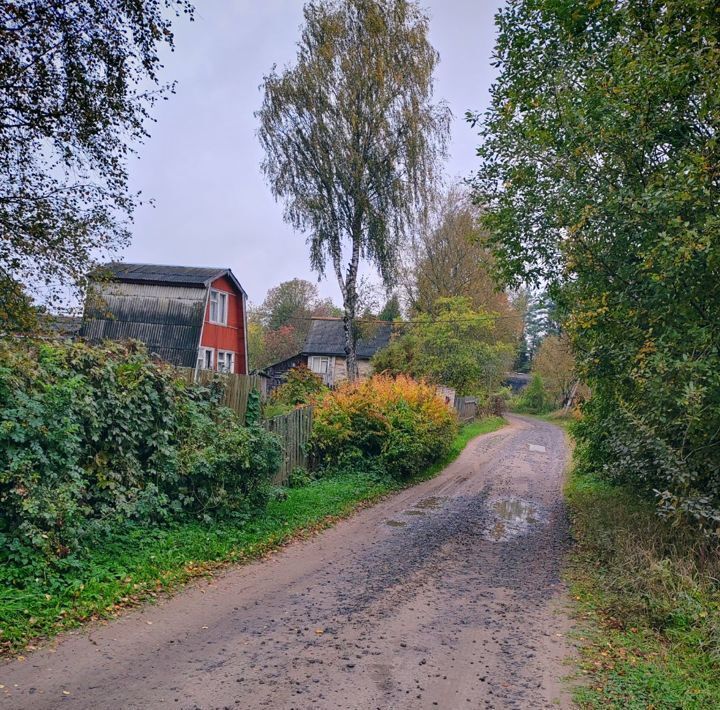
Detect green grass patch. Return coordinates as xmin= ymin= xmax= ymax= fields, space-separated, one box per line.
xmin=565 ymin=463 xmax=720 ymax=708
xmin=0 ymin=416 xmax=505 ymax=657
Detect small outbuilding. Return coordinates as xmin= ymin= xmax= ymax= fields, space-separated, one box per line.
xmin=265 ymin=318 xmax=393 ymax=387
xmin=80 ymin=262 xmax=249 ymax=374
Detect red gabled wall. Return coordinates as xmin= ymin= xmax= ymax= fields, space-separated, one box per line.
xmin=200 ymin=275 xmax=247 ymax=374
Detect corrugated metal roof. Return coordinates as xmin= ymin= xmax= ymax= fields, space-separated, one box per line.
xmin=96 ymin=262 xmax=247 ymax=296
xmin=303 ymin=319 xmax=392 ymax=358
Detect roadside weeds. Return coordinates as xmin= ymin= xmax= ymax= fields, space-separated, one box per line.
xmin=562 ymin=422 xmax=720 ymax=709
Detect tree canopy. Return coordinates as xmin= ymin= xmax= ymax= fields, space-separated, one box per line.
xmin=472 ymin=0 xmax=720 ymax=532
xmin=0 ymin=1 xmax=193 ymax=328
xmin=371 ymin=297 xmax=514 ymax=395
xmin=248 ymin=278 xmax=341 ymax=370
xmin=404 ymin=186 xmax=523 ymax=347
xmin=257 ymin=0 xmax=449 ymax=379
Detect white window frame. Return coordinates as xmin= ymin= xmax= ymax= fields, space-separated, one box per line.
xmin=198 ymin=347 xmax=214 ymax=370
xmin=217 ymin=350 xmax=235 ymax=374
xmin=209 ymin=289 xmax=229 ymax=325
xmin=309 ymin=355 xmax=330 ymax=375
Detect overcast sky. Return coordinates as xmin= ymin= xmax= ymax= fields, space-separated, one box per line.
xmin=125 ymin=1 xmax=505 ymax=306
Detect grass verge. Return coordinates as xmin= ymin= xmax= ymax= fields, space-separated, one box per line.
xmin=0 ymin=416 xmax=506 ymax=657
xmin=565 ymin=461 xmax=720 ymax=708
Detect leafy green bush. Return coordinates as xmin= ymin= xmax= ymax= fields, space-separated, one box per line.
xmin=0 ymin=339 xmax=280 ymax=567
xmin=274 ymin=365 xmax=326 ymax=403
xmin=472 ymin=0 xmax=720 ymax=535
xmin=512 ymin=374 xmax=550 ymax=414
xmin=310 ymin=374 xmax=458 ymax=479
xmin=287 ymin=466 xmax=315 ymax=488
xmin=371 ymin=297 xmax=515 ymax=396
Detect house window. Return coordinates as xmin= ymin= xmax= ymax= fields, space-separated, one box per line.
xmin=309 ymin=356 xmax=330 ymax=375
xmin=217 ymin=350 xmax=234 ymax=373
xmin=209 ymin=289 xmax=228 ymax=325
xmin=198 ymin=347 xmax=214 ymax=370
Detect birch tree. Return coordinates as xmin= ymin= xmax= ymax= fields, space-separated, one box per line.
xmin=257 ymin=0 xmax=449 ymax=379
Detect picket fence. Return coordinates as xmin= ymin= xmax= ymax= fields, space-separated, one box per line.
xmin=174 ymin=368 xmax=313 ymax=485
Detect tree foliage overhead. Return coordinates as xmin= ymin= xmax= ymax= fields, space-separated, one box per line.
xmin=0 ymin=0 xmax=193 ymax=325
xmin=472 ymin=0 xmax=720 ymax=532
xmin=257 ymin=0 xmax=449 ymax=379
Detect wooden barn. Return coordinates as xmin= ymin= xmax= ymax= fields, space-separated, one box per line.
xmin=81 ymin=263 xmax=249 ymax=374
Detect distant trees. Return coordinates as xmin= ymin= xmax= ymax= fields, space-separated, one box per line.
xmin=378 ymin=294 xmax=402 ymax=321
xmin=472 ymin=0 xmax=720 ymax=532
xmin=531 ymin=335 xmax=576 ymax=409
xmin=372 ymin=297 xmax=515 ymax=395
xmin=0 ymin=1 xmax=193 ymax=329
xmin=248 ymin=278 xmax=340 ymax=370
xmin=258 ymin=0 xmax=449 ymax=380
xmin=404 ymin=186 xmax=523 ymax=348
xmin=258 ymin=278 xmax=337 ymax=332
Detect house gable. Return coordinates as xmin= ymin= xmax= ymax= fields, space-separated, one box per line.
xmin=199 ymin=275 xmax=248 ymax=374
xmin=81 ymin=263 xmax=248 ymax=373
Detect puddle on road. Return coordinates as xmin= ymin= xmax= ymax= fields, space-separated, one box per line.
xmin=484 ymin=498 xmax=541 ymax=542
xmin=414 ymin=496 xmax=446 ymax=510
xmin=404 ymin=510 xmax=426 ymax=516
xmin=385 ymin=519 xmax=406 ymax=527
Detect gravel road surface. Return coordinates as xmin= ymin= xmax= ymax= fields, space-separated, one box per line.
xmin=1 ymin=415 xmax=573 ymax=709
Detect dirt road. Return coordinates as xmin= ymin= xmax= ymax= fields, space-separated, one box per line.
xmin=1 ymin=415 xmax=573 ymax=709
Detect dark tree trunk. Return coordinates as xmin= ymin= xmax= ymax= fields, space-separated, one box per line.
xmin=342 ymin=227 xmax=361 ymax=382
xmin=343 ymin=310 xmax=357 ymax=382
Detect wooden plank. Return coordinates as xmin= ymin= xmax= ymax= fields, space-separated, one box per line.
xmin=263 ymin=406 xmax=314 ymax=486
xmin=173 ymin=368 xmax=260 ymax=423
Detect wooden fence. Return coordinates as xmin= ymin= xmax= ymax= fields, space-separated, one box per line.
xmin=454 ymin=396 xmax=478 ymax=423
xmin=175 ymin=368 xmax=260 ymax=423
xmin=263 ymin=406 xmax=314 ymax=485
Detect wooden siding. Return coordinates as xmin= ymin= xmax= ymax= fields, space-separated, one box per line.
xmin=81 ymin=282 xmax=206 ymax=368
xmin=454 ymin=396 xmax=478 ymax=423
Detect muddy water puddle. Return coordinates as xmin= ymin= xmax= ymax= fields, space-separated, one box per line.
xmin=385 ymin=497 xmax=447 ymax=528
xmin=484 ymin=497 xmax=542 ymax=541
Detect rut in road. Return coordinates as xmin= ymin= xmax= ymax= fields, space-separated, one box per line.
xmin=1 ymin=415 xmax=573 ymax=710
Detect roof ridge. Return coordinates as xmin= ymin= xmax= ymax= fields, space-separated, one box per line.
xmin=106 ymin=261 xmax=227 ymax=271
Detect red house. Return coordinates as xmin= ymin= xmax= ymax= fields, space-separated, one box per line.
xmin=81 ymin=263 xmax=249 ymax=374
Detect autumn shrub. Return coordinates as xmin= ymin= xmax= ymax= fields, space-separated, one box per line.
xmin=0 ymin=339 xmax=280 ymax=569
xmin=371 ymin=297 xmax=515 ymax=396
xmin=309 ymin=374 xmax=458 ymax=479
